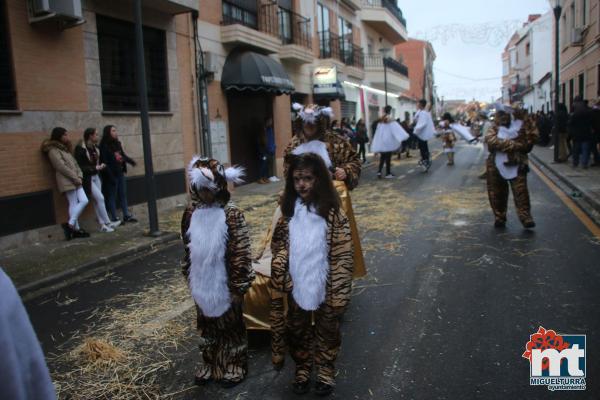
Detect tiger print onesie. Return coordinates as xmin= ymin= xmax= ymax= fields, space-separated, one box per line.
xmin=485 ymin=113 xmax=538 ymax=227
xmin=181 ymin=157 xmax=255 ymax=385
xmin=270 ymin=204 xmax=354 ymax=387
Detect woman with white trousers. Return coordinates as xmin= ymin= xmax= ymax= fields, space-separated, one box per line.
xmin=74 ymin=128 xmax=121 ymax=233
xmin=41 ymin=127 xmax=90 ymax=240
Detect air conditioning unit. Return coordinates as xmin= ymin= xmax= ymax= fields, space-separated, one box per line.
xmin=27 ymin=0 xmax=84 ymax=29
xmin=571 ymin=28 xmax=584 ymax=46
xmin=202 ymin=52 xmax=220 ymax=74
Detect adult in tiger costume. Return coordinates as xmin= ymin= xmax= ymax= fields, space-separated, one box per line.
xmin=485 ymin=105 xmax=538 ymax=228
xmin=243 ymin=103 xmax=365 ymax=331
xmin=181 ymin=156 xmax=255 ymax=387
xmin=270 ymin=153 xmax=354 ymax=396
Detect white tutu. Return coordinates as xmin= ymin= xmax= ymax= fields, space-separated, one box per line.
xmin=371 ymin=121 xmax=409 ymax=153
xmin=450 ymin=123 xmax=475 ymax=142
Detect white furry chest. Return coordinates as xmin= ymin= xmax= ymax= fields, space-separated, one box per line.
xmin=291 ymin=140 xmax=332 ymax=169
xmin=187 ymin=206 xmax=231 ymax=317
xmin=288 ymin=201 xmax=330 ymax=311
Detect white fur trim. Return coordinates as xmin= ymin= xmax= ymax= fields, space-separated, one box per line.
xmin=291 ymin=140 xmax=332 ymax=169
xmin=189 ymin=168 xmax=217 ymax=191
xmin=289 ymin=199 xmax=329 ymax=311
xmin=292 ymin=102 xmax=304 ymax=111
xmin=187 ymin=206 xmax=232 ymax=317
xmin=319 ymin=107 xmax=333 ymax=118
xmin=224 ymin=165 xmax=246 ymax=184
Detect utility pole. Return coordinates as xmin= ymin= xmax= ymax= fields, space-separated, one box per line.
xmin=133 ymin=0 xmax=160 ymax=236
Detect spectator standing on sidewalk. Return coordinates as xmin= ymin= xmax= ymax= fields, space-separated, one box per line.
xmin=590 ymin=100 xmax=600 ymax=166
xmin=567 ymin=97 xmax=594 ymax=169
xmin=41 ymin=127 xmax=90 ymax=240
xmin=99 ymin=125 xmax=138 ymax=223
xmin=74 ymin=128 xmax=121 ymax=233
xmin=413 ymin=99 xmax=436 ymax=172
xmin=355 ymin=118 xmax=369 ymax=163
xmin=555 ymin=103 xmax=569 ymax=162
xmin=439 ymin=113 xmax=457 ymax=166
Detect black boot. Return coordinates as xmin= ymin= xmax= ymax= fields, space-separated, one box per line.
xmin=61 ymin=223 xmax=73 ymax=241
xmin=314 ymin=381 xmax=334 ymax=396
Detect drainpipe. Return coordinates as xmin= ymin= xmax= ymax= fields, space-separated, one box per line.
xmin=191 ymin=10 xmax=212 ymax=157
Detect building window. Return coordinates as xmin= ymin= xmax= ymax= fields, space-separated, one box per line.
xmin=582 ymin=0 xmax=587 ymax=26
xmin=222 ymin=0 xmax=258 ymax=29
xmin=317 ymin=3 xmax=330 ymax=57
xmin=96 ymin=15 xmax=169 ymax=112
xmin=578 ymin=72 xmax=584 ymax=98
xmin=338 ymin=16 xmax=353 ymax=64
xmin=569 ymin=78 xmax=574 ymax=109
xmin=0 ymin=0 xmax=17 ymax=110
xmin=525 ymin=42 xmax=530 ymax=56
xmin=561 ymin=82 xmax=566 ymax=105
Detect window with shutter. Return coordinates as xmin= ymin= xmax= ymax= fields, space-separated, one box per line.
xmin=0 ymin=0 xmax=17 ymax=110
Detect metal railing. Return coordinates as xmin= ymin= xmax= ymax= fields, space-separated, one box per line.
xmin=361 ymin=0 xmax=407 ymax=28
xmin=278 ymin=8 xmax=311 ymax=49
xmin=364 ymin=54 xmax=409 ymax=76
xmin=318 ymin=31 xmax=364 ymax=68
xmin=221 ymin=0 xmax=279 ymax=38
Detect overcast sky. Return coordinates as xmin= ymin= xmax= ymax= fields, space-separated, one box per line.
xmin=398 ymin=0 xmax=551 ymax=102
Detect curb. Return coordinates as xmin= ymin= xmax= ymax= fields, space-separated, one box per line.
xmin=529 ymin=153 xmax=600 ymax=215
xmin=17 ymin=232 xmax=180 ymax=297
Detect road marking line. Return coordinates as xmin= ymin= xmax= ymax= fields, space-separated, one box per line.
xmin=407 ymin=169 xmax=415 ymax=173
xmin=531 ymin=163 xmax=600 ymax=239
xmin=398 ymin=175 xmax=406 ymax=179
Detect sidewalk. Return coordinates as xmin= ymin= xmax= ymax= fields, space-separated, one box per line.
xmin=0 ymin=179 xmax=284 ymax=295
xmin=530 ymin=145 xmax=600 ymax=219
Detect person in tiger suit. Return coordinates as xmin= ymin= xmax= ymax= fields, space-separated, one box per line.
xmin=270 ymin=153 xmax=354 ymax=397
xmin=485 ymin=105 xmax=538 ymax=229
xmin=181 ymin=156 xmax=255 ymax=387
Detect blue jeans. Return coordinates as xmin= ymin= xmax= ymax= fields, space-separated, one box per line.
xmin=259 ymin=154 xmax=268 ymax=179
xmin=572 ymin=140 xmax=591 ymax=167
xmin=104 ymin=174 xmax=131 ymax=220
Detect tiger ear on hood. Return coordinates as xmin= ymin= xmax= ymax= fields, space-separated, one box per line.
xmin=224 ymin=166 xmax=245 ymax=184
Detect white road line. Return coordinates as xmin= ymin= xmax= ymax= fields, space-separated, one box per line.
xmin=407 ymin=169 xmax=415 ymax=173
xmin=397 ymin=175 xmax=406 ymax=180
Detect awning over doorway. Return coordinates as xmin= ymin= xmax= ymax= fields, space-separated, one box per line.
xmin=221 ymin=51 xmax=295 ymax=95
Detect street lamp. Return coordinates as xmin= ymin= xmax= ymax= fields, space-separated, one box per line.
xmin=379 ymin=47 xmax=391 ymax=107
xmin=550 ymin=0 xmax=562 ymax=162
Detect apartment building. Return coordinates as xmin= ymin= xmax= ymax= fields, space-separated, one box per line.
xmin=557 ymin=0 xmax=600 ymax=110
xmin=196 ymin=0 xmax=409 ymax=181
xmin=0 ymin=0 xmax=199 ymax=246
xmin=394 ymin=38 xmax=436 ymax=116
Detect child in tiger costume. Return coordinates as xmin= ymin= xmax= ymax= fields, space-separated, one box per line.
xmin=181 ymin=156 xmax=255 ymax=387
xmin=270 ymin=153 xmax=354 ymax=396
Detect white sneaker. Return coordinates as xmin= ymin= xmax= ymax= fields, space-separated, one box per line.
xmin=100 ymin=224 xmax=114 ymax=233
xmin=268 ymin=176 xmax=280 ymax=182
xmin=109 ymin=220 xmax=121 ymax=228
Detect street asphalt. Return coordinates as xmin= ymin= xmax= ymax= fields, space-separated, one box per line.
xmin=26 ymin=143 xmax=600 ymax=400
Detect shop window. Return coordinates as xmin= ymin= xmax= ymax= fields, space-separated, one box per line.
xmin=0 ymin=0 xmax=17 ymax=110
xmin=96 ymin=15 xmax=169 ymax=112
xmin=578 ymin=72 xmax=584 ymax=98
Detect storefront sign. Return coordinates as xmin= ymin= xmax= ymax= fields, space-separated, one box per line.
xmin=313 ymin=66 xmax=344 ymax=98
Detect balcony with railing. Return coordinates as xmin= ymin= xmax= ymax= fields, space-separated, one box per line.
xmin=359 ymin=0 xmax=408 ymax=44
xmin=221 ymin=0 xmax=281 ymax=54
xmin=278 ymin=7 xmax=313 ymax=64
xmin=364 ymin=54 xmax=409 ymax=92
xmin=318 ymin=31 xmax=364 ymax=70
